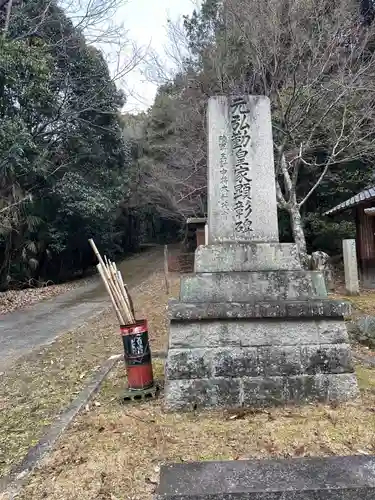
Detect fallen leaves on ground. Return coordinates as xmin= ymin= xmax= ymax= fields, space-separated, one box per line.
xmin=10 ymin=272 xmax=375 ymax=500
xmin=0 ymin=250 xmax=175 ymax=479
xmin=16 ymin=362 xmax=375 ymax=500
xmin=333 ymin=289 xmax=375 ymax=316
xmin=0 ymin=279 xmax=94 ymax=316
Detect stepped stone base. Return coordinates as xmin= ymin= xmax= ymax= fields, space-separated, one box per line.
xmin=169 ymin=299 xmax=351 ymax=321
xmin=169 ymin=318 xmax=350 ymax=348
xmin=165 ymin=317 xmax=358 ymax=411
xmin=155 ymin=456 xmax=375 ymax=499
xmin=180 ymin=270 xmax=327 ymax=302
xmin=166 ymin=345 xmax=354 ymax=380
xmin=165 ymin=243 xmax=358 ymax=412
xmin=165 ymin=373 xmax=358 ymax=411
xmin=195 ymin=243 xmax=301 ymax=272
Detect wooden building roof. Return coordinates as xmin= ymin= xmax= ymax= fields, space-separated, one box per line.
xmin=186 ymin=217 xmax=207 ymax=225
xmin=324 ymin=187 xmax=375 ymax=216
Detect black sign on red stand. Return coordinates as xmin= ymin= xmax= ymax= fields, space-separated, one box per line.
xmin=120 ymin=319 xmax=154 ymax=390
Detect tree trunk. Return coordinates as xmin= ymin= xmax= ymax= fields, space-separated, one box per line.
xmin=3 ymin=0 xmax=13 ymax=37
xmin=288 ymin=205 xmax=307 ymax=261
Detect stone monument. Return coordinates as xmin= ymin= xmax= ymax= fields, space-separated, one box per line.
xmin=164 ymin=95 xmax=358 ymax=410
xmin=343 ymin=239 xmax=360 ymax=295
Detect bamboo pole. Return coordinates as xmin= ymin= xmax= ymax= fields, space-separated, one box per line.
xmin=117 ymin=270 xmax=134 ymax=323
xmin=124 ymin=283 xmax=135 ymax=317
xmin=104 ymin=255 xmax=110 ymax=268
xmin=97 ymin=264 xmax=124 ymax=324
xmin=109 ymin=262 xmax=133 ymax=323
xmin=101 ymin=261 xmax=124 ymax=316
xmin=89 ymin=239 xmax=111 ymax=281
xmin=89 ymin=238 xmax=136 ymax=325
xmin=91 ymin=242 xmax=125 ymax=320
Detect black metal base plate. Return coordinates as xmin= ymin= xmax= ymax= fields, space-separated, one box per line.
xmin=122 ymin=384 xmax=160 ymax=403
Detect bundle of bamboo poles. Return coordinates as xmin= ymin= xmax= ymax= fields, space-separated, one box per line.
xmin=89 ymin=239 xmax=135 ymax=325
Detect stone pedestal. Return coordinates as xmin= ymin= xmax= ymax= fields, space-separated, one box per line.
xmin=164 ymin=96 xmax=358 ymax=411
xmin=155 ymin=456 xmax=375 ymax=499
xmin=165 ymin=243 xmax=358 ymax=410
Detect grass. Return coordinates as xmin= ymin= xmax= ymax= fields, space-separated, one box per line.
xmin=0 ymin=249 xmax=175 ymax=478
xmin=3 ymin=266 xmax=375 ymax=500
xmin=14 ymin=361 xmax=375 ymax=500
xmin=8 ymin=274 xmax=375 ymax=500
xmin=332 ymin=288 xmax=375 ymax=354
xmin=333 ymin=289 xmax=375 ymax=316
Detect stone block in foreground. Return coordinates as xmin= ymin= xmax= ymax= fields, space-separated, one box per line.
xmin=154 ymin=456 xmax=375 ymax=499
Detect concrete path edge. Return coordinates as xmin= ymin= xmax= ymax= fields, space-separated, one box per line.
xmin=0 ymin=354 xmax=122 ymax=499
xmin=0 ymin=350 xmax=168 ymax=499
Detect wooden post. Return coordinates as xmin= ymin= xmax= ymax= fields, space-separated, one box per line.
xmin=164 ymin=245 xmax=170 ymax=295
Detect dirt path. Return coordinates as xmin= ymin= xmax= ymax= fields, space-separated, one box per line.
xmin=0 ymin=248 xmax=162 ymax=371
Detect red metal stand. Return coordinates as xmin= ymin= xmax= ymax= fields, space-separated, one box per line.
xmin=120 ymin=319 xmax=154 ymax=390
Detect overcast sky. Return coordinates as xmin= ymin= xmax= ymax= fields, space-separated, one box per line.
xmin=119 ymin=0 xmax=198 ymax=113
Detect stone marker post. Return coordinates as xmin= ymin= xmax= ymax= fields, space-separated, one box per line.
xmin=164 ymin=95 xmax=358 ymax=411
xmin=208 ymin=96 xmax=279 ymax=243
xmin=343 ymin=239 xmax=360 ymax=295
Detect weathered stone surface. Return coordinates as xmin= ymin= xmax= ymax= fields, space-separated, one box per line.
xmin=155 ymin=456 xmax=375 ymax=499
xmin=180 ymin=271 xmax=327 ymax=303
xmin=213 ymin=347 xmax=259 ymax=378
xmin=166 ymin=349 xmax=214 ymax=380
xmin=166 ymin=344 xmax=354 ymax=380
xmin=258 ymin=346 xmax=303 ymax=377
xmin=300 ymin=345 xmax=354 ymax=375
xmin=326 ymin=371 xmax=361 ymax=401
xmin=164 ymin=378 xmax=241 ymax=411
xmin=318 ymin=320 xmax=349 ymax=344
xmin=169 ymin=299 xmax=351 ymax=321
xmin=166 ymin=347 xmax=259 ymax=380
xmin=242 ymin=373 xmax=359 ymax=406
xmin=164 ymin=93 xmax=358 ymax=411
xmin=343 ymin=239 xmax=360 ymax=295
xmin=194 ymin=243 xmax=301 ymax=272
xmin=169 ymin=319 xmax=349 ymax=349
xmin=164 ymin=374 xmax=359 ymax=411
xmin=207 ymin=96 xmax=279 ymax=244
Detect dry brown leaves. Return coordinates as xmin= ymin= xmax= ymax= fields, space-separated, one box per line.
xmin=0 ymin=252 xmax=173 ymax=479
xmin=6 ymin=266 xmax=375 ymax=500
xmin=333 ymin=290 xmax=375 ymax=317
xmin=16 ymin=362 xmax=375 ymax=500
xmin=0 ymin=279 xmax=94 ymax=316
